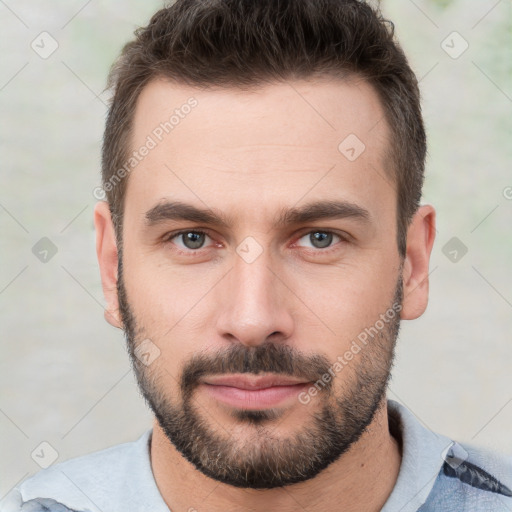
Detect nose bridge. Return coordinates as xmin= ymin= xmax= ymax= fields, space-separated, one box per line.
xmin=215 ymin=242 xmax=293 ymax=346
xmin=234 ymin=249 xmax=274 ymax=305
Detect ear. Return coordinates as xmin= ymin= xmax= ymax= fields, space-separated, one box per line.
xmin=94 ymin=201 xmax=122 ymax=329
xmin=400 ymin=204 xmax=436 ymax=320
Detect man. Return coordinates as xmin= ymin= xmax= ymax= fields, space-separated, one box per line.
xmin=5 ymin=0 xmax=511 ymax=511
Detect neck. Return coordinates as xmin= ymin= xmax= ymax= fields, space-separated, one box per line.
xmin=150 ymin=398 xmax=402 ymax=512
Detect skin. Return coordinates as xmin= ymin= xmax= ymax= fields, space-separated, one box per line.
xmin=94 ymin=76 xmax=436 ymax=511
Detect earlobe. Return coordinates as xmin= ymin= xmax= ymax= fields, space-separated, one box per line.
xmin=93 ymin=201 xmax=123 ymax=329
xmin=400 ymin=204 xmax=436 ymax=320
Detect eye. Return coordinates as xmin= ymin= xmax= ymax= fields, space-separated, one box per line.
xmin=163 ymin=229 xmax=346 ymax=256
xmin=295 ymin=230 xmax=343 ymax=250
xmin=167 ymin=230 xmax=212 ymax=251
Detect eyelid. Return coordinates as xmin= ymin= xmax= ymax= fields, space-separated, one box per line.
xmin=163 ymin=229 xmax=216 ymax=254
xmin=163 ymin=228 xmax=212 ymax=242
xmin=292 ymin=229 xmax=348 ymax=250
xmin=162 ymin=228 xmax=350 ymax=254
xmin=294 ymin=225 xmax=351 ymax=240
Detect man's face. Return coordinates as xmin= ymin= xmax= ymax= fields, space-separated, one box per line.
xmin=116 ymin=76 xmax=403 ymax=488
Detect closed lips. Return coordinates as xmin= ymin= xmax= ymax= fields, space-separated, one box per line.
xmin=201 ymin=375 xmax=310 ymax=390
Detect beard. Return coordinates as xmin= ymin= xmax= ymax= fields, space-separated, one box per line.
xmin=117 ymin=253 xmax=402 ymax=489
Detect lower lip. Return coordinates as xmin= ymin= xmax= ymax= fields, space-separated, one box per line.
xmin=201 ymin=383 xmax=310 ymax=409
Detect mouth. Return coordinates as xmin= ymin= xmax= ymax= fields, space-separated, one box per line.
xmin=200 ymin=374 xmax=311 ymax=410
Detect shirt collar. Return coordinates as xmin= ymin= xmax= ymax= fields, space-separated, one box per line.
xmin=382 ymin=398 xmax=454 ymax=511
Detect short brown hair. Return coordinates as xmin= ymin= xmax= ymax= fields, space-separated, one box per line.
xmin=102 ymin=0 xmax=426 ymax=257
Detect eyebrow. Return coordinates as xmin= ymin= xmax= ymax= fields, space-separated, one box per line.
xmin=144 ymin=199 xmax=371 ymax=229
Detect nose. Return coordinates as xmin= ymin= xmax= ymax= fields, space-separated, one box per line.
xmin=215 ymin=246 xmax=295 ymax=348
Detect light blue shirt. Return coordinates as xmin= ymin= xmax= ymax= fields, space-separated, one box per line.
xmin=2 ymin=399 xmax=511 ymax=511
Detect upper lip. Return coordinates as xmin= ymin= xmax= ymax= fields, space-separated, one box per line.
xmin=201 ymin=374 xmax=310 ymax=390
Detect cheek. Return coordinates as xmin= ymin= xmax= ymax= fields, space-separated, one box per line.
xmin=288 ymin=260 xmax=398 ymax=357
xmin=121 ymin=254 xmax=219 ymax=368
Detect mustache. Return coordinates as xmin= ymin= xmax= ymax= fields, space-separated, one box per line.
xmin=180 ymin=342 xmax=332 ymax=396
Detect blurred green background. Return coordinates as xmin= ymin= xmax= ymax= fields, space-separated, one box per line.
xmin=1 ymin=0 xmax=511 ymax=499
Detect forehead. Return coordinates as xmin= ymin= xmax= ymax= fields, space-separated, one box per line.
xmin=124 ymin=76 xmax=394 ymax=228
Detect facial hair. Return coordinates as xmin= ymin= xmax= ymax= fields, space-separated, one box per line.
xmin=117 ymin=253 xmax=403 ymax=489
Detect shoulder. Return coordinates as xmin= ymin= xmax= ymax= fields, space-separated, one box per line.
xmin=1 ymin=430 xmax=153 ymax=512
xmin=384 ymin=399 xmax=512 ymax=512
xmin=422 ymin=439 xmax=512 ymax=511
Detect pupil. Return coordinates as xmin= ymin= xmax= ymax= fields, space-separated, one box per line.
xmin=311 ymin=232 xmax=332 ymax=248
xmin=184 ymin=232 xmax=204 ymax=249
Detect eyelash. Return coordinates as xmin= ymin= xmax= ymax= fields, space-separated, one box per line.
xmin=163 ymin=229 xmax=347 ymax=256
